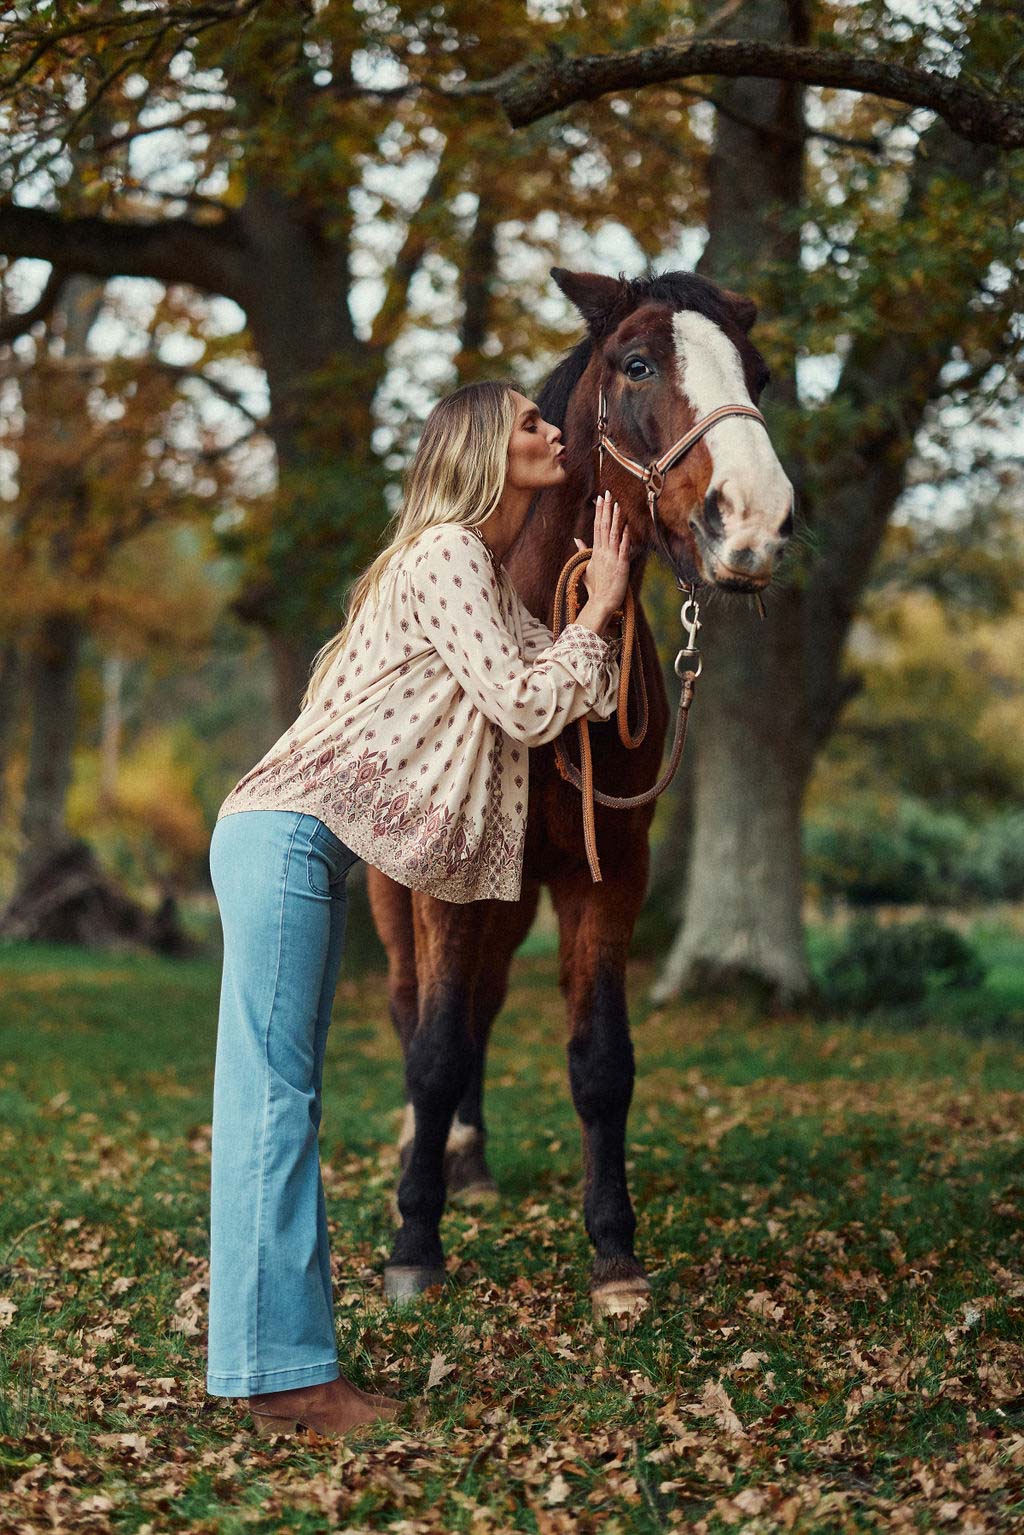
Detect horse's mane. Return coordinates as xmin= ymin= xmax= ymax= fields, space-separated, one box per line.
xmin=535 ymin=269 xmax=734 ymax=431
xmin=535 ymin=338 xmax=592 ymax=431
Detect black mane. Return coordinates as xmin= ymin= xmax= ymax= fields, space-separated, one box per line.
xmin=535 ymin=269 xmax=735 ymax=430
xmin=535 ymin=337 xmax=592 ymax=432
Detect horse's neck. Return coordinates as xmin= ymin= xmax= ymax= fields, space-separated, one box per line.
xmin=509 ymin=480 xmax=648 ymax=631
xmin=508 ymin=481 xmax=588 ymax=625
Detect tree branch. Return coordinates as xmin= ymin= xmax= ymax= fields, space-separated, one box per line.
xmin=0 ymin=203 xmax=248 ymax=303
xmin=473 ymin=38 xmax=1024 ymax=150
xmin=368 ymin=150 xmax=456 ymax=354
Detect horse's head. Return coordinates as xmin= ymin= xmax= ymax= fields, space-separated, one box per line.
xmin=549 ymin=267 xmax=794 ymax=592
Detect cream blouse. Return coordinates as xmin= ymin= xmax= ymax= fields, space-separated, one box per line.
xmin=216 ymin=522 xmax=621 ymax=902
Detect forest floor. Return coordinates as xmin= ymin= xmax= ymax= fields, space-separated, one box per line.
xmin=1 ymin=932 xmax=1022 ymax=1532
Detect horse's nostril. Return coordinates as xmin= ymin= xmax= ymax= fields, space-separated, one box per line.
xmin=702 ymin=487 xmax=725 ymax=539
xmin=779 ymin=506 xmax=794 ymax=540
xmin=722 ymin=546 xmax=762 ymax=574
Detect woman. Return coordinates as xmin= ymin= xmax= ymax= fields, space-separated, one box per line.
xmin=207 ymin=379 xmax=630 ymax=1438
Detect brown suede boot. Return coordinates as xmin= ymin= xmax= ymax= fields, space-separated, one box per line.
xmin=246 ymin=1372 xmax=402 ymax=1438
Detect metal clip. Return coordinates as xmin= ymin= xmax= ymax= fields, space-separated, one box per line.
xmin=680 ymin=593 xmax=701 ymax=649
xmin=674 ymin=592 xmax=703 ymax=678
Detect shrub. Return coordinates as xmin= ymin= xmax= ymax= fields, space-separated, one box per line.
xmin=961 ymin=811 xmax=1024 ymax=903
xmin=805 ymin=800 xmax=971 ymax=907
xmin=821 ymin=915 xmax=986 ymax=1013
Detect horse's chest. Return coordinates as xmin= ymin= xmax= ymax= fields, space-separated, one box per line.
xmin=522 ymin=738 xmax=659 ymax=883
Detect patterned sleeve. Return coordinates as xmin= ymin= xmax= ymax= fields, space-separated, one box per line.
xmin=515 ymin=590 xmax=621 ymax=725
xmin=409 ymin=527 xmax=620 ymax=747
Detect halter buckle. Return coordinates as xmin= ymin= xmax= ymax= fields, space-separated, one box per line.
xmin=644 ymin=466 xmax=665 ymax=497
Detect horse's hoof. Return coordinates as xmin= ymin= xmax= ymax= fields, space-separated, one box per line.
xmin=383 ymin=1265 xmax=448 ymax=1304
xmin=447 ymin=1179 xmax=500 ymax=1209
xmin=591 ymin=1277 xmax=653 ymax=1327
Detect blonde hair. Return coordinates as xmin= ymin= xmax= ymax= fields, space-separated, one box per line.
xmin=300 ymin=379 xmax=522 ymax=712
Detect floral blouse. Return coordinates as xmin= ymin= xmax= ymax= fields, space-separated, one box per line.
xmin=216 ymin=522 xmax=621 ymax=902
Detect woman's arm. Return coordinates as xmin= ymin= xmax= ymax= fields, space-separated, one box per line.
xmin=408 ymin=527 xmax=619 ymax=747
xmin=516 ymin=594 xmax=621 ymax=725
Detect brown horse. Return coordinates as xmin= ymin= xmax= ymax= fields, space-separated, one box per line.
xmin=366 ymin=268 xmax=794 ymax=1320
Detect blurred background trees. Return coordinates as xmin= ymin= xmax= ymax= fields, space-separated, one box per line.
xmin=0 ymin=0 xmax=1020 ymax=1005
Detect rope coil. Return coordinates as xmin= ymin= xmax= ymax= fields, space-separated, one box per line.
xmin=548 ymin=546 xmax=699 ymax=883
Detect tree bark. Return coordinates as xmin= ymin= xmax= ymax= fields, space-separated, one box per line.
xmin=98 ymin=654 xmax=124 ymax=811
xmin=492 ymin=35 xmax=1024 ymax=150
xmin=652 ymin=6 xmax=1003 ymax=1006
xmin=0 ymin=640 xmax=23 ymax=809
xmin=10 ymin=274 xmax=103 ymax=892
xmin=15 ymin=612 xmax=85 ymax=890
xmin=652 ymin=0 xmax=813 ymax=1005
xmin=453 ymin=183 xmax=500 ymax=385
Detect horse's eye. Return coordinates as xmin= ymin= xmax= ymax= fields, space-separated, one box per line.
xmin=624 ymin=357 xmax=653 ymax=381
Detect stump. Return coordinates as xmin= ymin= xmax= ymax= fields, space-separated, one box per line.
xmin=0 ymin=839 xmax=195 ymax=956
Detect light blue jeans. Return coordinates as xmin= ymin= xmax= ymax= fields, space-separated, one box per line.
xmin=206 ymin=809 xmax=361 ymax=1397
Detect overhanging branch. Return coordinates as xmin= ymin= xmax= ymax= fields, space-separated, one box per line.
xmin=0 ymin=202 xmax=248 ymax=302
xmin=468 ymin=39 xmax=1024 ymax=150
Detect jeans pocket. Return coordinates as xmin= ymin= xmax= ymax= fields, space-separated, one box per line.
xmin=306 ymin=843 xmax=335 ymax=897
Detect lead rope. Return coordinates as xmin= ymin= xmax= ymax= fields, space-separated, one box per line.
xmin=550 ymin=548 xmax=702 ymax=883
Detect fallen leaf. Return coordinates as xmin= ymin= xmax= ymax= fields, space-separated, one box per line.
xmin=425 ymin=1353 xmax=456 ymax=1390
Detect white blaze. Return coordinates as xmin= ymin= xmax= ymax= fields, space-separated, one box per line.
xmin=671 ymin=310 xmax=791 ymax=539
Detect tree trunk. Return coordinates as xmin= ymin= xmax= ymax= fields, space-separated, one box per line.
xmin=652 ymin=3 xmax=1001 ymax=1004
xmin=652 ymin=0 xmax=813 ymax=1004
xmin=649 ymin=589 xmax=812 ymax=1005
xmin=228 ymin=175 xmax=431 ymax=727
xmin=453 ymin=184 xmax=500 ymax=385
xmin=12 ymin=274 xmax=103 ymax=894
xmin=14 ymin=612 xmax=85 ymax=891
xmin=0 ymin=640 xmax=23 ymax=803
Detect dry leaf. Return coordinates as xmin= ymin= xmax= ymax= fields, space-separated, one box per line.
xmin=425 ymin=1353 xmax=456 ymax=1390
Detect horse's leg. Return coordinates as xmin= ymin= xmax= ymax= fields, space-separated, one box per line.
xmin=371 ymin=869 xmax=538 ymax=1206
xmin=366 ymin=868 xmax=421 ymax=1196
xmin=445 ymin=878 xmax=541 ymax=1204
xmin=549 ymin=859 xmax=653 ymax=1324
xmin=384 ymin=892 xmax=491 ymax=1302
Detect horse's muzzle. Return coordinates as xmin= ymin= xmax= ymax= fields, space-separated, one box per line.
xmin=689 ymin=489 xmax=793 ymax=590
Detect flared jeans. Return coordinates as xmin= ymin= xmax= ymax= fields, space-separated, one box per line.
xmin=206 ymin=809 xmax=361 ymax=1397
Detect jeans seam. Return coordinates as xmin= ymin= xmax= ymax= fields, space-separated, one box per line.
xmin=251 ymin=813 xmax=305 ymax=1384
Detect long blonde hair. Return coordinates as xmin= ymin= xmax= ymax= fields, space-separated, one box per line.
xmin=300 ymin=378 xmax=522 ymax=712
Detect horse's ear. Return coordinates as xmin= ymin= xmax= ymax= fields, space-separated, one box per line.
xmin=551 ymin=268 xmax=623 ymax=333
xmin=722 ymin=288 xmax=758 ymax=333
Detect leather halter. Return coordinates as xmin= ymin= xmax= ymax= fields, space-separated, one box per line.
xmin=596 ymin=384 xmax=769 ymax=589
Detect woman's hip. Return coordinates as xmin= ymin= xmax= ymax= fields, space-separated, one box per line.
xmin=210 ymin=810 xmax=359 ymax=926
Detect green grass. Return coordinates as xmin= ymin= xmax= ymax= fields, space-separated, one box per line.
xmin=1 ymin=931 xmax=1023 ymax=1532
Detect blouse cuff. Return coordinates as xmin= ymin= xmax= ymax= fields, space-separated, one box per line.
xmin=551 ymin=622 xmax=616 ymax=664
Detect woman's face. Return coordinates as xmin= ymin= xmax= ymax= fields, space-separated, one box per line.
xmin=504 ymin=391 xmax=566 ymax=493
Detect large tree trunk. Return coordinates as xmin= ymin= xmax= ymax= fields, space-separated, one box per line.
xmin=650 ymin=589 xmax=812 ymax=1004
xmin=14 ymin=612 xmax=85 ymax=890
xmin=652 ymin=0 xmax=813 ymax=1004
xmin=652 ymin=3 xmax=1001 ymax=1005
xmin=0 ymin=640 xmax=23 ymax=798
xmin=11 ymin=275 xmax=103 ymax=893
xmin=226 ymin=169 xmax=444 ymax=726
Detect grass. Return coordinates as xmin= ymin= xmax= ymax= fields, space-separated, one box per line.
xmin=1 ymin=925 xmax=1023 ymax=1532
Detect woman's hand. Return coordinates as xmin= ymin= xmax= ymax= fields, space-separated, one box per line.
xmin=574 ymin=491 xmax=631 ymax=616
